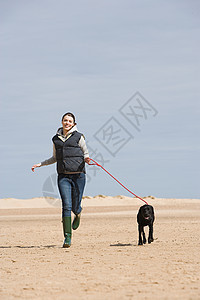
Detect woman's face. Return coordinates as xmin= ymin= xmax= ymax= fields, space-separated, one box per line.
xmin=62 ymin=115 xmax=75 ymax=132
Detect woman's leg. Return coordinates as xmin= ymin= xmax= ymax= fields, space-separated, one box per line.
xmin=71 ymin=173 xmax=86 ymax=216
xmin=57 ymin=174 xmax=72 ymax=217
xmin=71 ymin=173 xmax=86 ymax=230
xmin=57 ymin=174 xmax=73 ymax=247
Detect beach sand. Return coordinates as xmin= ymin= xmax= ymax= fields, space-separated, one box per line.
xmin=0 ymin=196 xmax=200 ymax=299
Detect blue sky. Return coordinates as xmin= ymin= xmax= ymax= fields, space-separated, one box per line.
xmin=0 ymin=0 xmax=199 ymax=199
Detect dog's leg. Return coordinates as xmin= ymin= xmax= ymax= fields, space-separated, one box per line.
xmin=138 ymin=225 xmax=143 ymax=245
xmin=142 ymin=228 xmax=146 ymax=244
xmin=148 ymin=223 xmax=154 ymax=244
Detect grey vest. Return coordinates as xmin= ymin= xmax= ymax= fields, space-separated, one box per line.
xmin=52 ymin=131 xmax=85 ymax=174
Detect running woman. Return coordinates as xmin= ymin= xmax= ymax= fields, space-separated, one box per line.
xmin=31 ymin=112 xmax=90 ymax=248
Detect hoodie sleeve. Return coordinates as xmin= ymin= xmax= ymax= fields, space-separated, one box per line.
xmin=40 ymin=144 xmax=57 ymax=166
xmin=79 ymin=135 xmax=89 ymax=159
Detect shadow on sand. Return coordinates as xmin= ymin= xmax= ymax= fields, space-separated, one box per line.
xmin=110 ymin=242 xmax=136 ymax=247
xmin=0 ymin=245 xmax=58 ymax=249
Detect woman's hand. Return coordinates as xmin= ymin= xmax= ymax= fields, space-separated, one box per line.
xmin=31 ymin=163 xmax=41 ymax=172
xmin=84 ymin=157 xmax=91 ymax=165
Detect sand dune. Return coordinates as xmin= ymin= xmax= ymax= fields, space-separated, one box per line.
xmin=1 ymin=195 xmax=199 ymax=209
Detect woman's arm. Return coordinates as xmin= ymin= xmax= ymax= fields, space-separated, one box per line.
xmin=31 ymin=145 xmax=57 ymax=172
xmin=40 ymin=144 xmax=57 ymax=166
xmin=79 ymin=135 xmax=90 ymax=164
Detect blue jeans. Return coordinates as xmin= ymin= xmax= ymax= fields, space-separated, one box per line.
xmin=57 ymin=173 xmax=86 ymax=217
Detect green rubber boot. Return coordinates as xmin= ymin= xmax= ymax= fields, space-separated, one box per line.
xmin=62 ymin=216 xmax=72 ymax=248
xmin=72 ymin=213 xmax=81 ymax=230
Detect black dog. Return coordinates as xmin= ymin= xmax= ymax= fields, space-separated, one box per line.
xmin=137 ymin=204 xmax=155 ymax=245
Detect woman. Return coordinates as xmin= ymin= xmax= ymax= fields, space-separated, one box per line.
xmin=31 ymin=112 xmax=90 ymax=248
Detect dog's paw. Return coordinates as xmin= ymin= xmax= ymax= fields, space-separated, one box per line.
xmin=148 ymin=238 xmax=154 ymax=244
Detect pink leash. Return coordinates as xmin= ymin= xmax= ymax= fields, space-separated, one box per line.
xmin=88 ymin=158 xmax=149 ymax=205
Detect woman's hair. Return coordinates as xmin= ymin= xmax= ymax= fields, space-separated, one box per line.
xmin=62 ymin=112 xmax=76 ymax=124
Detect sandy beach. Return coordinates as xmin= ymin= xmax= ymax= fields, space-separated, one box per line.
xmin=0 ymin=196 xmax=200 ymax=299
